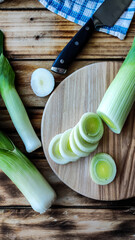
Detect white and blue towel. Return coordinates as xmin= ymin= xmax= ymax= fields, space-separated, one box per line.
xmin=39 ymin=0 xmax=135 ymax=40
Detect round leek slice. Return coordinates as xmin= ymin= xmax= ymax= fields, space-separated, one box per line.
xmin=31 ymin=68 xmax=55 ymax=97
xmin=69 ymin=128 xmax=89 ymax=157
xmin=74 ymin=125 xmax=98 ymax=153
xmin=90 ymin=153 xmax=117 ymax=185
xmin=79 ymin=112 xmax=104 ymax=143
xmin=48 ymin=134 xmax=69 ymax=165
xmin=59 ymin=129 xmax=79 ymax=162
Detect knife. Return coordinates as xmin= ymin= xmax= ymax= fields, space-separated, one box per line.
xmin=51 ymin=0 xmax=132 ymax=74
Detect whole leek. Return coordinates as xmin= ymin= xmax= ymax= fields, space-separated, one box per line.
xmin=0 ymin=131 xmax=56 ymax=213
xmin=97 ymin=39 xmax=135 ymax=134
xmin=0 ymin=52 xmax=41 ymax=152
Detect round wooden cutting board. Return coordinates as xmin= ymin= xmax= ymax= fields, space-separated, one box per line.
xmin=41 ymin=62 xmax=135 ymax=201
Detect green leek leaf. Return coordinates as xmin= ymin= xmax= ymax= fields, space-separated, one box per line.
xmin=0 ymin=131 xmax=56 ymax=213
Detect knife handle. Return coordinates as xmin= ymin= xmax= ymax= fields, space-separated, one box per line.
xmin=51 ymin=18 xmax=95 ymax=74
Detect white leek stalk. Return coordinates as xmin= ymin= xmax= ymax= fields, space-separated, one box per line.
xmin=0 ymin=131 xmax=56 ymax=213
xmin=0 ymin=53 xmax=41 ymax=152
xmin=97 ymin=39 xmax=135 ymax=134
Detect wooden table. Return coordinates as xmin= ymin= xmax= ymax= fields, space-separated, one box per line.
xmin=0 ymin=1 xmax=135 ymax=239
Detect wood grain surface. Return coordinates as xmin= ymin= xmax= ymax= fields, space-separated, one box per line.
xmin=0 ymin=208 xmax=135 ymax=240
xmin=0 ymin=0 xmax=42 ymax=9
xmin=0 ymin=60 xmax=96 ymax=107
xmin=0 ymin=0 xmax=135 ymax=239
xmin=42 ymin=62 xmax=135 ymax=201
xmin=0 ymin=10 xmax=134 ymax=59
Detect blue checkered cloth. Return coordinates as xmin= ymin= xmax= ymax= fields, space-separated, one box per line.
xmin=39 ymin=0 xmax=135 ymax=40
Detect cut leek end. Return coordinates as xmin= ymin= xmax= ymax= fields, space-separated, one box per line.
xmin=26 ymin=138 xmax=42 ymax=153
xmin=32 ymin=190 xmax=57 ymax=214
xmin=97 ymin=111 xmax=120 ymax=134
xmin=49 ymin=134 xmax=69 ymax=164
xmin=79 ymin=112 xmax=104 ymax=143
xmin=59 ymin=129 xmax=79 ymax=162
xmin=31 ymin=68 xmax=55 ymax=97
xmin=90 ymin=153 xmax=117 ymax=185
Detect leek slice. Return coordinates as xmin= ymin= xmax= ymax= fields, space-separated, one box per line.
xmin=31 ymin=68 xmax=55 ymax=97
xmin=59 ymin=129 xmax=79 ymax=162
xmin=97 ymin=39 xmax=135 ymax=134
xmin=69 ymin=128 xmax=89 ymax=157
xmin=0 ymin=53 xmax=41 ymax=152
xmin=79 ymin=112 xmax=104 ymax=143
xmin=0 ymin=131 xmax=56 ymax=214
xmin=74 ymin=125 xmax=98 ymax=153
xmin=90 ymin=153 xmax=116 ymax=185
xmin=49 ymin=134 xmax=70 ymax=164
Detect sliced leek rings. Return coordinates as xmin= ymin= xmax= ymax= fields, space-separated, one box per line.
xmin=48 ymin=134 xmax=69 ymax=164
xmin=79 ymin=112 xmax=104 ymax=143
xmin=90 ymin=153 xmax=117 ymax=185
xmin=69 ymin=128 xmax=89 ymax=157
xmin=31 ymin=68 xmax=55 ymax=97
xmin=59 ymin=129 xmax=79 ymax=162
xmin=74 ymin=125 xmax=98 ymax=153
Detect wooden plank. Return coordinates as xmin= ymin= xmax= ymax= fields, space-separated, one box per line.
xmin=0 ymin=10 xmax=134 ymax=59
xmin=0 ymin=0 xmax=42 ymax=9
xmin=0 ymin=60 xmax=95 ymax=107
xmin=0 ymin=157 xmax=135 ymax=207
xmin=0 ymin=208 xmax=135 ymax=240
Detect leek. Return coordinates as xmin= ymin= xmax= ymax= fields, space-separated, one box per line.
xmin=74 ymin=125 xmax=98 ymax=153
xmin=31 ymin=68 xmax=55 ymax=97
xmin=90 ymin=153 xmax=116 ymax=185
xmin=97 ymin=39 xmax=135 ymax=134
xmin=0 ymin=131 xmax=56 ymax=213
xmin=48 ymin=134 xmax=70 ymax=164
xmin=69 ymin=128 xmax=89 ymax=157
xmin=0 ymin=52 xmax=41 ymax=152
xmin=79 ymin=113 xmax=104 ymax=143
xmin=59 ymin=129 xmax=79 ymax=162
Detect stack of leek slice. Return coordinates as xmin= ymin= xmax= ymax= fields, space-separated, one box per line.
xmin=49 ymin=112 xmax=104 ymax=164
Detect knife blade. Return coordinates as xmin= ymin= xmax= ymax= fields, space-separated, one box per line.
xmin=51 ymin=0 xmax=132 ymax=74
